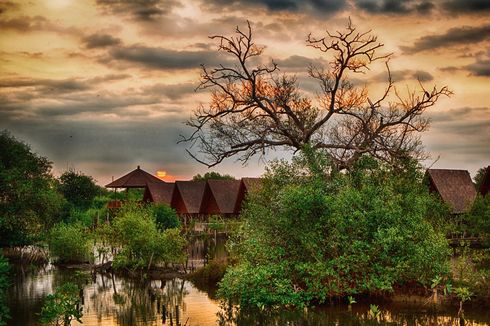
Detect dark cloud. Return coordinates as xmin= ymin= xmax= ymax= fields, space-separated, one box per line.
xmin=442 ymin=0 xmax=490 ymax=13
xmin=428 ymin=107 xmax=490 ymax=123
xmin=82 ymin=33 xmax=122 ymax=49
xmin=373 ymin=69 xmax=434 ymax=82
xmin=402 ymin=24 xmax=490 ymax=53
xmin=204 ymin=0 xmax=346 ymax=15
xmin=465 ymin=59 xmax=490 ymax=76
xmin=144 ymin=83 xmax=197 ymax=101
xmin=0 ymin=15 xmax=48 ymax=32
xmin=354 ymin=0 xmax=434 ymax=14
xmin=0 ymin=116 xmax=194 ymax=184
xmin=274 ymin=55 xmax=328 ymax=70
xmin=0 ymin=1 xmax=19 ymax=15
xmin=95 ymin=0 xmax=181 ymax=21
xmin=109 ymin=45 xmax=231 ymax=70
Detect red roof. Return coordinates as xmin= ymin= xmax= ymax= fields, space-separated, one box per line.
xmin=106 ymin=166 xmax=165 ymax=188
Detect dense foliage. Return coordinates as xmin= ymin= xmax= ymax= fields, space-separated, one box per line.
xmin=192 ymin=171 xmax=235 ymax=181
xmin=40 ymin=282 xmax=83 ymax=326
xmin=0 ymin=255 xmax=9 ymax=326
xmin=151 ymin=204 xmax=180 ymax=231
xmin=218 ymin=153 xmax=451 ymax=307
xmin=111 ymin=205 xmax=186 ymax=270
xmin=48 ymin=223 xmax=92 ymax=264
xmin=58 ymin=170 xmax=100 ymax=210
xmin=0 ymin=131 xmax=65 ymax=246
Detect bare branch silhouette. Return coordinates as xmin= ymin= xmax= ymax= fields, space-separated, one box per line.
xmin=181 ymin=20 xmax=452 ymax=169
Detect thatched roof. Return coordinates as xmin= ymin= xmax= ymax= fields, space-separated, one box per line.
xmin=479 ymin=166 xmax=490 ymax=196
xmin=426 ymin=169 xmax=477 ymax=214
xmin=241 ymin=177 xmax=263 ymax=193
xmin=143 ymin=183 xmax=175 ymax=205
xmin=206 ymin=180 xmax=242 ymax=214
xmin=106 ymin=166 xmax=164 ymax=188
xmin=174 ymin=181 xmax=207 ymax=214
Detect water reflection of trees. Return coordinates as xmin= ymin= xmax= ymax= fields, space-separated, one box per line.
xmin=216 ymin=303 xmax=489 ymax=326
xmin=85 ymin=273 xmax=190 ymax=326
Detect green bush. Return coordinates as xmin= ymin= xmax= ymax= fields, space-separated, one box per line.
xmin=40 ymin=282 xmax=83 ymax=326
xmin=48 ymin=223 xmax=92 ymax=264
xmin=0 ymin=255 xmax=9 ymax=326
xmin=218 ymin=154 xmax=451 ymax=308
xmin=112 ymin=205 xmax=186 ymax=270
xmin=151 ymin=204 xmax=180 ymax=231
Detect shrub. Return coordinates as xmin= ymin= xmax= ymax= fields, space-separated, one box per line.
xmin=152 ymin=204 xmax=180 ymax=231
xmin=218 ymin=154 xmax=451 ymax=307
xmin=112 ymin=205 xmax=186 ymax=270
xmin=48 ymin=223 xmax=92 ymax=264
xmin=40 ymin=282 xmax=83 ymax=326
xmin=0 ymin=255 xmax=9 ymax=326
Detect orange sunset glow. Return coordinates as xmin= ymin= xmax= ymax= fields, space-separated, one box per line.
xmin=0 ymin=0 xmax=488 ymax=185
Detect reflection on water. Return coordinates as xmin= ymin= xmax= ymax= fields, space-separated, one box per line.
xmin=8 ymin=263 xmax=490 ymax=326
xmin=5 ymin=235 xmax=490 ymax=325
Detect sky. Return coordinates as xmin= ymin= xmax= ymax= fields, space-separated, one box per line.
xmin=0 ymin=0 xmax=489 ymax=185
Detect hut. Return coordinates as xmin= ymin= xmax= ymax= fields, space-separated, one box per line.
xmin=143 ymin=183 xmax=175 ymax=206
xmin=236 ymin=177 xmax=263 ymax=212
xmin=172 ymin=181 xmax=207 ymax=216
xmin=426 ymin=169 xmax=477 ymax=214
xmin=479 ymin=166 xmax=490 ymax=196
xmin=202 ymin=180 xmax=242 ymax=216
xmin=106 ymin=165 xmax=164 ymax=188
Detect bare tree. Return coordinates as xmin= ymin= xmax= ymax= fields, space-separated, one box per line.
xmin=182 ymin=20 xmax=452 ymax=170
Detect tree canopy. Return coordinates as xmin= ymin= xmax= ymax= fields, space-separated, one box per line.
xmin=218 ymin=153 xmax=450 ymax=307
xmin=0 ymin=130 xmax=65 ymax=246
xmin=192 ymin=171 xmax=235 ymax=181
xmin=183 ymin=20 xmax=451 ymax=170
xmin=58 ymin=169 xmax=100 ymax=210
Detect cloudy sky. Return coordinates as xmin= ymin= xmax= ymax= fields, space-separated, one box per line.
xmin=0 ymin=0 xmax=489 ymax=185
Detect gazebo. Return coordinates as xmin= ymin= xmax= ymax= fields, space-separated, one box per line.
xmin=106 ymin=165 xmax=165 ymax=189
xmin=105 ymin=166 xmax=165 ymax=208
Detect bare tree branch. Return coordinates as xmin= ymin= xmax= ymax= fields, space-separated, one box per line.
xmin=180 ymin=20 xmax=452 ymax=169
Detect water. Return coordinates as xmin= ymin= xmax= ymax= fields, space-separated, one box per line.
xmin=5 ymin=236 xmax=490 ymax=325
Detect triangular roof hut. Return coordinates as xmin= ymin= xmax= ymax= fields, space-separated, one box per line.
xmin=143 ymin=183 xmax=175 ymax=205
xmin=479 ymin=166 xmax=490 ymax=196
xmin=426 ymin=169 xmax=477 ymax=214
xmin=173 ymin=181 xmax=207 ymax=214
xmin=236 ymin=177 xmax=263 ymax=212
xmin=204 ymin=180 xmax=242 ymax=215
xmin=106 ymin=166 xmax=164 ymax=188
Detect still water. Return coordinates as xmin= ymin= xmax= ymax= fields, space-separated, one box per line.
xmin=6 ymin=236 xmax=490 ymax=325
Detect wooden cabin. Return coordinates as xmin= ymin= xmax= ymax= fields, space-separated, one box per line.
xmin=105 ymin=166 xmax=263 ymax=220
xmin=426 ymin=169 xmax=477 ymax=214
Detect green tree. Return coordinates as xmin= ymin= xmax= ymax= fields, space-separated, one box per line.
xmin=0 ymin=130 xmax=65 ymax=246
xmin=218 ymin=154 xmax=450 ymax=307
xmin=151 ymin=204 xmax=180 ymax=231
xmin=47 ymin=223 xmax=92 ymax=264
xmin=474 ymin=166 xmax=488 ymax=189
xmin=58 ymin=170 xmax=100 ymax=210
xmin=192 ymin=171 xmax=235 ymax=181
xmin=40 ymin=282 xmax=83 ymax=326
xmin=111 ymin=205 xmax=186 ymax=270
xmin=0 ymin=255 xmax=9 ymax=326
